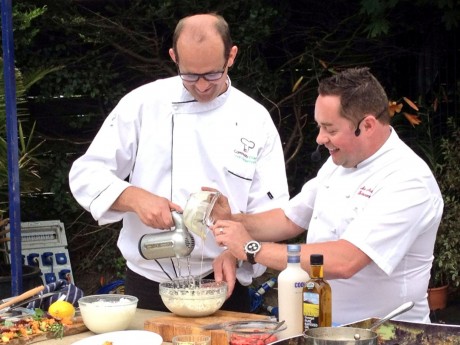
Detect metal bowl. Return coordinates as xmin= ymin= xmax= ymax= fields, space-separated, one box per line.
xmin=159 ymin=278 xmax=227 ymax=317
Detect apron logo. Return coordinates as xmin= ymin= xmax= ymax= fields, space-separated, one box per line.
xmin=241 ymin=138 xmax=255 ymax=152
xmin=233 ymin=138 xmax=256 ymax=163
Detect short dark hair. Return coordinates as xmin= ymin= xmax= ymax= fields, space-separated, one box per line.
xmin=172 ymin=13 xmax=233 ymax=63
xmin=318 ymin=67 xmax=390 ymax=124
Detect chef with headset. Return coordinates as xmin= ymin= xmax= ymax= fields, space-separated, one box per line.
xmin=210 ymin=67 xmax=444 ymax=325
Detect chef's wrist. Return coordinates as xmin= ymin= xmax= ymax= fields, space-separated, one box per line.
xmin=244 ymin=240 xmax=261 ymax=265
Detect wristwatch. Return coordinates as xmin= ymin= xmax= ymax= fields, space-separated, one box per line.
xmin=244 ymin=240 xmax=261 ymax=264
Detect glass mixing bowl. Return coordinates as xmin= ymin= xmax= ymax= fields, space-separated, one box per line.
xmin=159 ymin=278 xmax=227 ymax=317
xmin=224 ymin=320 xmax=287 ymax=345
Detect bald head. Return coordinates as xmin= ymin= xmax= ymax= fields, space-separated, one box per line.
xmin=172 ymin=13 xmax=233 ymax=63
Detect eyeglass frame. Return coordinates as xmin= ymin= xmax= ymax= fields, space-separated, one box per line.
xmin=177 ymin=60 xmax=228 ymax=83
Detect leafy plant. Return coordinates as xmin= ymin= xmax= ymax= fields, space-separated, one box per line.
xmin=0 ymin=57 xmax=63 ymax=214
xmin=429 ymin=119 xmax=460 ymax=289
xmin=388 ymin=95 xmax=460 ymax=290
xmin=1 ymin=62 xmax=39 ymax=215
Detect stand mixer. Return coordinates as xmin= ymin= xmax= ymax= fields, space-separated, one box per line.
xmin=138 ymin=191 xmax=220 ymax=260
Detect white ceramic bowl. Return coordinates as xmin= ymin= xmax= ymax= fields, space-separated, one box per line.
xmin=159 ymin=278 xmax=227 ymax=317
xmin=78 ymin=294 xmax=138 ymax=333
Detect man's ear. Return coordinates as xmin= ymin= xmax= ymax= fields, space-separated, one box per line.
xmin=169 ymin=48 xmax=177 ymax=63
xmin=227 ymin=46 xmax=238 ymax=68
xmin=363 ymin=114 xmax=378 ymax=134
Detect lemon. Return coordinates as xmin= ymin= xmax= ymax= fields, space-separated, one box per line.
xmin=48 ymin=300 xmax=75 ymax=320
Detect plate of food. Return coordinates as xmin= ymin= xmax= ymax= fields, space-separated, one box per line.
xmin=71 ymin=330 xmax=163 ymax=345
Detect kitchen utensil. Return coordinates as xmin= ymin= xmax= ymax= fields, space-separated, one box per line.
xmin=159 ymin=278 xmax=227 ymax=317
xmin=139 ymin=211 xmax=195 ymax=260
xmin=303 ymin=301 xmax=414 ymax=345
xmin=0 ymin=285 xmax=44 ymax=313
xmin=201 ymin=321 xmax=230 ymax=330
xmin=363 ymin=301 xmax=415 ymax=335
xmin=6 ymin=291 xmax=62 ymax=311
xmin=183 ymin=191 xmax=220 ymax=239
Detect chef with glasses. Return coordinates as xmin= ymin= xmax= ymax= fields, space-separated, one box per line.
xmin=69 ymin=13 xmax=289 ymax=312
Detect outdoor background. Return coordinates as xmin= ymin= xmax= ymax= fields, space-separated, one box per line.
xmin=1 ymin=0 xmax=459 ymax=300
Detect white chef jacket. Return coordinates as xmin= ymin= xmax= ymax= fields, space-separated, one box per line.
xmin=284 ymin=129 xmax=443 ymax=325
xmin=69 ymin=76 xmax=289 ymax=284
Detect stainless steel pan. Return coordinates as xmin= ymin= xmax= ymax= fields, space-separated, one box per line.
xmin=303 ymin=301 xmax=414 ymax=345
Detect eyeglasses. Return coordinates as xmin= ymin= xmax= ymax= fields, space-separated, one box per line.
xmin=177 ymin=61 xmax=228 ymax=82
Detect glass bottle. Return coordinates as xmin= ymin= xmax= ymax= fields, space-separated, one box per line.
xmin=277 ymin=244 xmax=310 ymax=338
xmin=302 ymin=254 xmax=332 ymax=329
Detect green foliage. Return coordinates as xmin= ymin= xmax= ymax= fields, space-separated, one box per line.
xmin=5 ymin=0 xmax=459 ymax=293
xmin=359 ymin=0 xmax=459 ymax=37
xmin=431 ymin=119 xmax=460 ymax=289
xmin=0 ymin=59 xmax=55 ymax=214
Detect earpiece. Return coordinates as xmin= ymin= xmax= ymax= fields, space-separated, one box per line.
xmin=355 ymin=117 xmax=365 ymax=137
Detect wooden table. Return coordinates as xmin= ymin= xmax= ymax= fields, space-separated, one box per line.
xmin=45 ymin=308 xmax=171 ymax=345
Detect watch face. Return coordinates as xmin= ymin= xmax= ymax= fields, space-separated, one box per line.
xmin=245 ymin=240 xmax=260 ymax=254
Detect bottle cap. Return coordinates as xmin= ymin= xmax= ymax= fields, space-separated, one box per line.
xmin=310 ymin=254 xmax=323 ymax=265
xmin=287 ymin=244 xmax=301 ymax=252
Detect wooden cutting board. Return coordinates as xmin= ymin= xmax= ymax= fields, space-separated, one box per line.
xmin=3 ymin=316 xmax=87 ymax=345
xmin=144 ymin=310 xmax=269 ymax=345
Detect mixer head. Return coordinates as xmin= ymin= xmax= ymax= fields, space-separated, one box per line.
xmin=138 ymin=211 xmax=195 ymax=260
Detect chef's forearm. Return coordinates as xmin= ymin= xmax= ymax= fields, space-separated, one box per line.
xmin=232 ymin=208 xmax=302 ymax=242
xmin=111 ymin=185 xmax=138 ymax=212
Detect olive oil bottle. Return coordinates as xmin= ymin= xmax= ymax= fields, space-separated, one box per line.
xmin=302 ymin=254 xmax=332 ymax=329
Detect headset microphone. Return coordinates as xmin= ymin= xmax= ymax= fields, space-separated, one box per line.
xmin=355 ymin=117 xmax=365 ymax=137
xmin=311 ymin=145 xmax=322 ymax=162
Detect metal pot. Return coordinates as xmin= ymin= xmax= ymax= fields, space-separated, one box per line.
xmin=303 ymin=301 xmax=414 ymax=345
xmin=304 ymin=327 xmax=377 ymax=345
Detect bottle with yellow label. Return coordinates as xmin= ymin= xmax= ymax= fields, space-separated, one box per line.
xmin=302 ymin=254 xmax=332 ymax=329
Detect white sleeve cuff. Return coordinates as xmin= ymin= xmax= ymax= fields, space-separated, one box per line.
xmin=89 ymin=180 xmax=131 ymax=224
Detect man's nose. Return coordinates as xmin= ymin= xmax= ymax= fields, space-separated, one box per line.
xmin=195 ymin=77 xmax=210 ymax=90
xmin=316 ymin=129 xmax=329 ymax=146
xmin=316 ymin=129 xmax=331 ymax=146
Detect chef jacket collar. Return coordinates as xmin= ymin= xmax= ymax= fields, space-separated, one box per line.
xmin=355 ymin=127 xmax=399 ymax=169
xmin=171 ymin=76 xmax=231 ymax=114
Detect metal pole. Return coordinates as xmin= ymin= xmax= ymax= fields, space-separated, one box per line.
xmin=1 ymin=0 xmax=23 ymax=295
